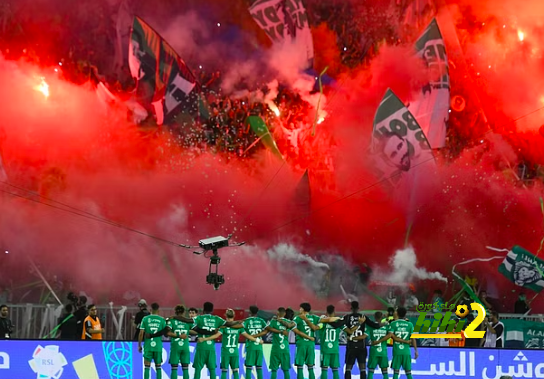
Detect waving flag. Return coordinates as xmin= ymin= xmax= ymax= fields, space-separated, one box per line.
xmin=245 ymin=115 xmax=283 ymax=160
xmin=498 ymin=246 xmax=544 ymax=292
xmin=407 ymin=19 xmax=450 ymax=149
xmin=128 ymin=16 xmax=200 ymax=125
xmin=369 ymin=89 xmax=435 ymax=190
xmin=249 ymin=0 xmax=314 ymax=68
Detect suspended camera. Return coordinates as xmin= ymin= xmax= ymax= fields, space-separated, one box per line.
xmin=192 ymin=235 xmax=245 ymax=290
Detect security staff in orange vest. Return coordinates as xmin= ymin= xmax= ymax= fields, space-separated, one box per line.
xmin=82 ymin=304 xmax=105 ymax=340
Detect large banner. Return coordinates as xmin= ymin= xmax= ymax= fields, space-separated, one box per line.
xmin=407 ymin=18 xmax=450 ymax=149
xmin=2 ymin=341 xmax=544 ymax=379
xmin=249 ymin=0 xmax=314 ymax=68
xmin=129 ymin=17 xmax=200 ymax=125
xmin=498 ymin=246 xmax=544 ymax=293
xmin=503 ymin=318 xmax=544 ymax=349
xmin=369 ymin=88 xmax=435 ymax=190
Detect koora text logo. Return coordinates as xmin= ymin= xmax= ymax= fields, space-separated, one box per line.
xmin=411 ymin=302 xmax=486 ymax=339
xmin=28 ymin=345 xmax=68 ymax=379
xmin=0 ymin=352 xmax=9 ymax=369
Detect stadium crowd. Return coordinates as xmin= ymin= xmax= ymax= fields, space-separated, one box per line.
xmin=0 ymin=0 xmax=427 ymax=169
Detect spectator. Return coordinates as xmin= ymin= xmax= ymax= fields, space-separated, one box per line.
xmin=82 ymin=304 xmax=105 ymax=340
xmin=431 ymin=290 xmax=445 ymax=313
xmin=464 ymin=271 xmax=479 ymax=292
xmin=514 ymin=293 xmax=530 ymax=314
xmin=0 ymin=304 xmax=13 ymax=339
xmin=404 ymin=289 xmax=419 ymax=311
xmin=386 ymin=289 xmax=399 ymax=307
xmin=74 ymin=295 xmax=88 ymax=338
xmin=58 ymin=304 xmax=78 ymax=340
xmin=448 ymin=319 xmax=466 ymax=347
xmin=133 ymin=299 xmax=150 ymax=341
xmin=483 ymin=311 xmax=504 ymax=348
xmin=188 ymin=307 xmax=199 ymax=342
xmin=188 ymin=308 xmax=198 ymax=319
xmin=357 ymin=263 xmax=372 ymax=285
xmin=480 ymin=290 xmax=499 ymax=311
xmin=459 ymin=292 xmax=472 ymax=307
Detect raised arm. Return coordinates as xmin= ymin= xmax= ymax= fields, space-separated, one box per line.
xmin=146 ymin=327 xmax=168 ymax=338
xmin=327 ymin=319 xmax=346 ymax=329
xmin=192 ymin=326 xmax=218 ymax=335
xmin=224 ymin=320 xmax=244 ymax=328
xmin=300 ymin=315 xmax=320 ymax=331
xmin=174 ymin=315 xmax=194 ymax=324
xmin=344 ymin=325 xmax=359 ymax=336
xmin=266 ymin=326 xmax=289 ymax=336
xmin=351 ymin=332 xmax=368 ymax=341
xmin=293 ymin=328 xmax=314 ymax=341
xmin=364 ymin=316 xmax=380 ymax=329
xmin=278 ymin=319 xmax=296 ymax=329
xmin=251 ymin=329 xmax=269 ymax=338
xmin=198 ymin=332 xmax=221 ymax=343
xmin=242 ymin=332 xmax=263 ymax=343
xmin=373 ymin=332 xmax=393 ymax=345
xmin=167 ymin=330 xmax=188 ymax=339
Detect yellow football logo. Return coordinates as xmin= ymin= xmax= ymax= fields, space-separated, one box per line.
xmin=455 ymin=305 xmax=469 ymax=318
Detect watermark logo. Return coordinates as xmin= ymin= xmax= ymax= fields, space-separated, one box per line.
xmin=411 ymin=302 xmax=486 ymax=339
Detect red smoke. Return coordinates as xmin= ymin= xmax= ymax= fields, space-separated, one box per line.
xmin=1 ymin=0 xmax=544 ymax=313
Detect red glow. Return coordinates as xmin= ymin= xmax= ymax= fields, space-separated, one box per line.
xmin=1 ymin=0 xmax=544 ymax=312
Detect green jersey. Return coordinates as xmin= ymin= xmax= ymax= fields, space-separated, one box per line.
xmin=318 ymin=317 xmax=341 ymax=354
xmin=220 ymin=326 xmax=243 ymax=355
xmin=293 ymin=314 xmax=321 ymax=346
xmin=243 ymin=317 xmax=267 ymax=351
xmin=268 ymin=318 xmax=292 ymax=352
xmin=390 ymin=319 xmax=414 ymax=356
xmin=167 ymin=317 xmax=191 ymax=351
xmin=193 ymin=314 xmax=225 ymax=350
xmin=140 ymin=314 xmax=167 ymax=352
xmin=368 ymin=324 xmax=390 ymax=357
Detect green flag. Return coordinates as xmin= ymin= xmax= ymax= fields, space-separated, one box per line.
xmin=503 ymin=318 xmax=544 ymax=348
xmin=498 ymin=246 xmax=544 ymax=292
xmin=245 ymin=115 xmax=283 ymax=160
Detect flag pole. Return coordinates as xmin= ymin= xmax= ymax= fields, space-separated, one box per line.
xmin=404 ymin=222 xmax=413 ymax=248
xmin=27 ymin=256 xmax=63 ymax=306
xmin=312 ymin=66 xmax=328 ymax=136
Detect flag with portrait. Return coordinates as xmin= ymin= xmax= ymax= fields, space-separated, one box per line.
xmin=369 ymin=89 xmax=435 ymax=190
xmin=407 ymin=18 xmax=450 ymax=149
